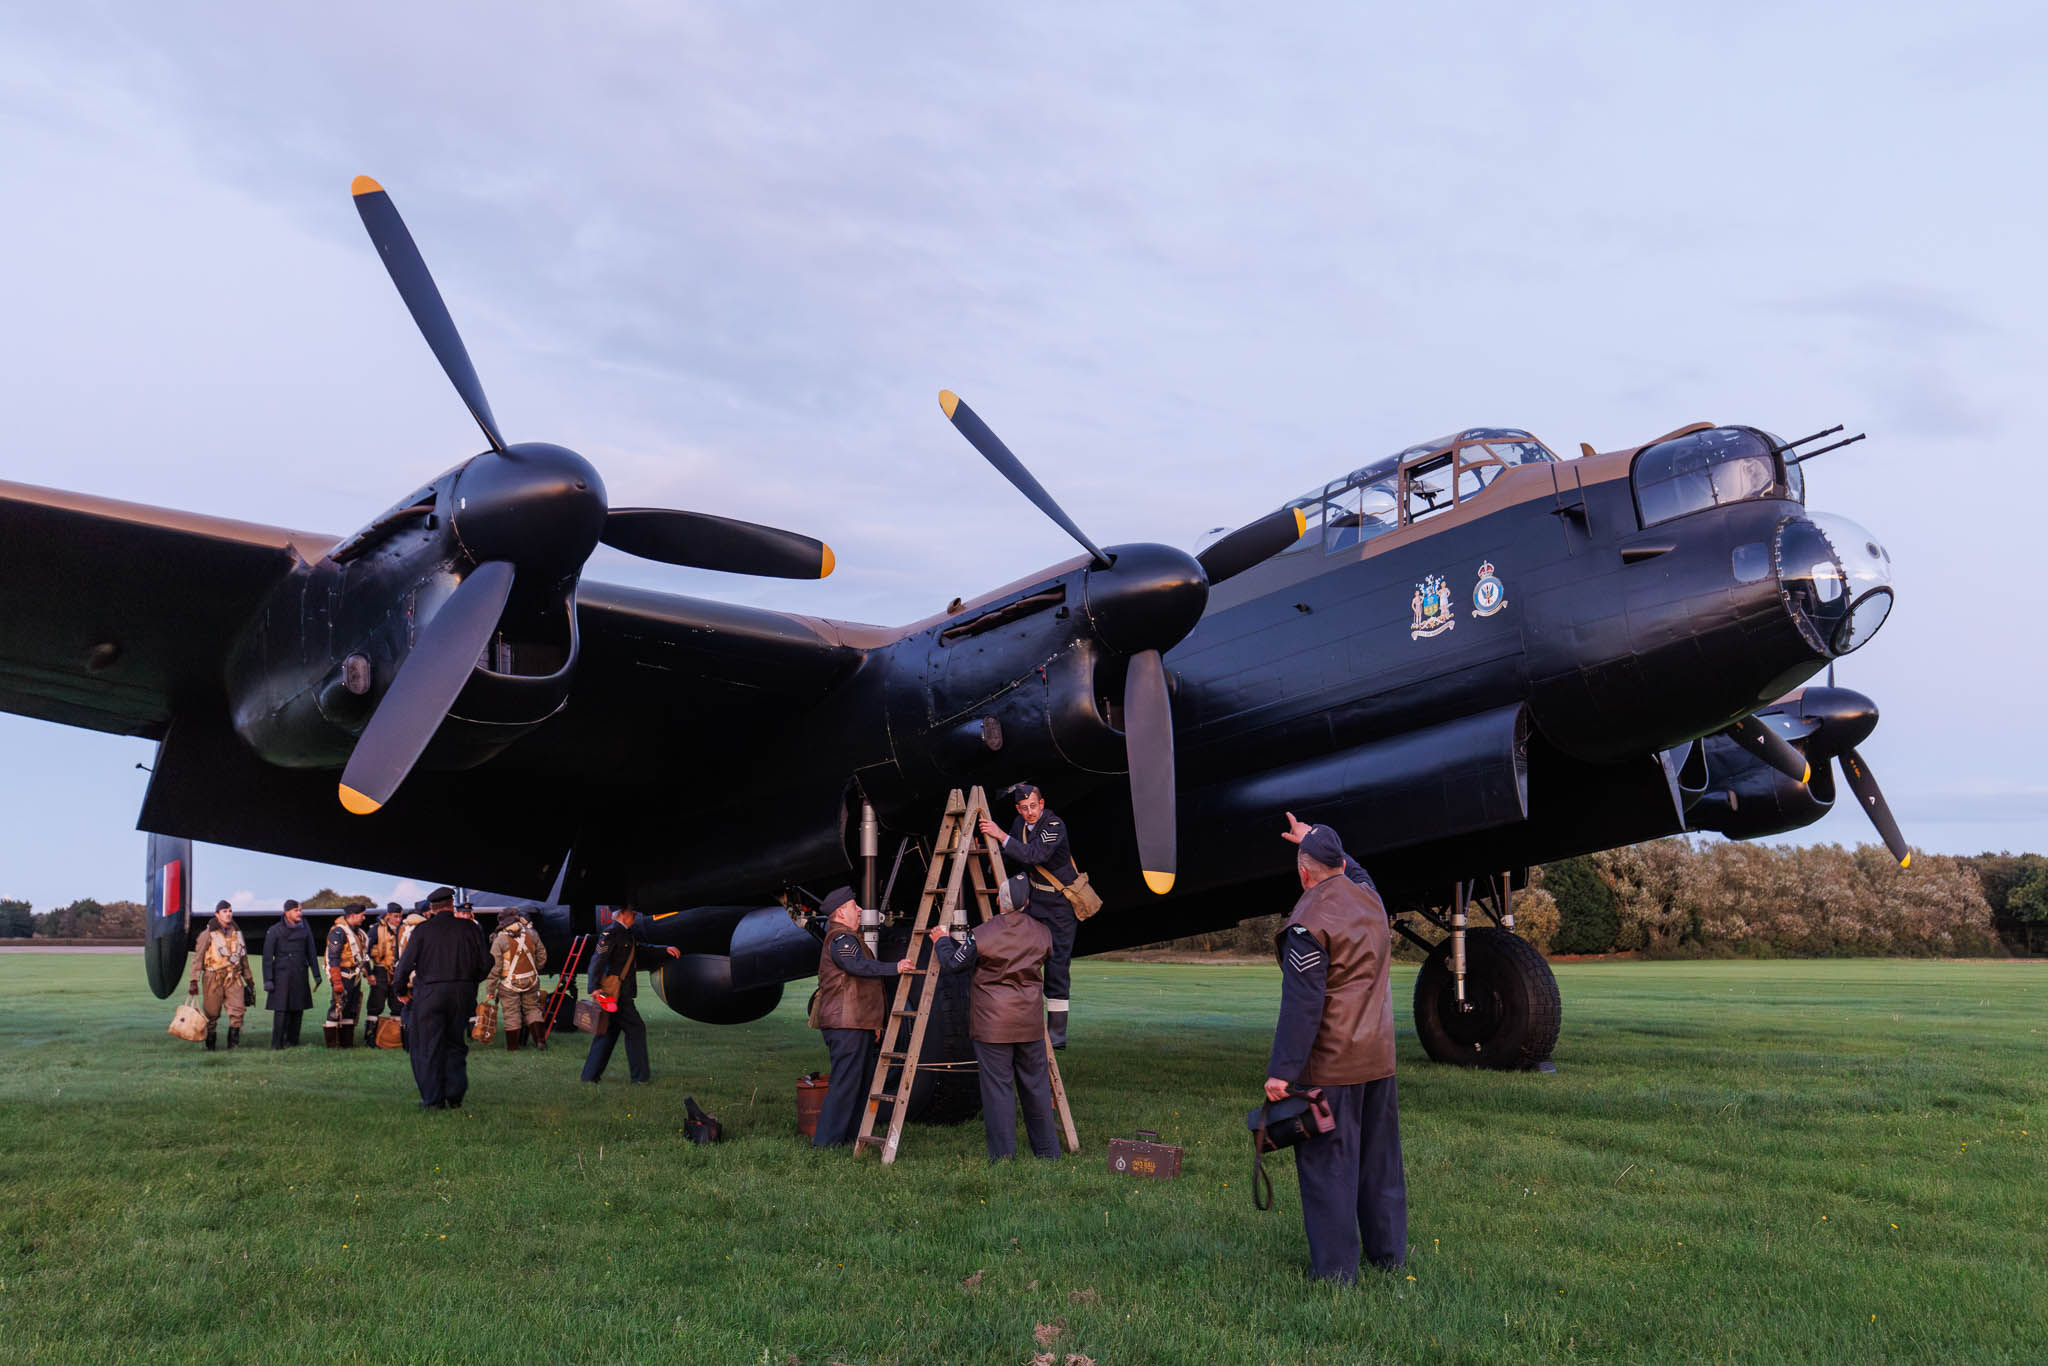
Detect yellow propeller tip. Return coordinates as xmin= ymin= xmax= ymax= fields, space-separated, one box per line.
xmin=1291 ymin=507 xmax=1307 ymax=539
xmin=819 ymin=544 xmax=836 ymax=578
xmin=350 ymin=175 xmax=384 ymax=198
xmin=1900 ymin=853 xmax=1911 ymax=869
xmin=938 ymin=389 xmax=960 ymax=419
xmin=1801 ymin=762 xmax=1812 ymax=784
xmin=1142 ymin=870 xmax=1175 ymax=896
xmin=338 ymin=784 xmax=382 ymax=816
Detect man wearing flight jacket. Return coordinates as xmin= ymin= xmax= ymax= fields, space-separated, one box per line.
xmin=928 ymin=874 xmax=1060 ymax=1161
xmin=392 ymin=887 xmax=490 ymax=1110
xmin=976 ymin=782 xmax=1079 ymax=1049
xmin=808 ymin=886 xmax=915 ymax=1148
xmin=1264 ymin=824 xmax=1407 ymax=1281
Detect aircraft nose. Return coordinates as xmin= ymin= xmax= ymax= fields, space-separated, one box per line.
xmin=1775 ymin=513 xmax=1894 ymax=656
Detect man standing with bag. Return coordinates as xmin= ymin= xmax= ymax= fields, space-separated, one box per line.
xmin=580 ymin=906 xmax=681 ymax=1085
xmin=325 ymin=904 xmax=371 ymax=1042
xmin=262 ymin=900 xmax=321 ymax=1050
xmin=928 ymin=873 xmax=1061 ymax=1162
xmin=363 ymin=905 xmax=404 ymax=1045
xmin=808 ymin=887 xmax=914 ymax=1148
xmin=977 ymin=782 xmax=1083 ymax=1049
xmin=486 ymin=906 xmax=550 ymax=1052
xmin=189 ymin=901 xmax=253 ymax=1051
xmin=1263 ymin=824 xmax=1406 ymax=1281
xmin=393 ymin=887 xmax=490 ymax=1109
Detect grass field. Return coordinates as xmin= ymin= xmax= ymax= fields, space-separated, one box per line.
xmin=1 ymin=953 xmax=2043 ymax=1365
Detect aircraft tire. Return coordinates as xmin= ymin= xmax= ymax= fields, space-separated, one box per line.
xmin=906 ymin=967 xmax=981 ymax=1125
xmin=1412 ymin=926 xmax=1561 ymax=1069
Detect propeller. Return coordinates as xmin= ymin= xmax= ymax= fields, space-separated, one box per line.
xmin=936 ymin=390 xmax=1306 ymax=893
xmin=339 ymin=560 xmax=516 ymax=814
xmin=336 ymin=176 xmax=836 ymax=813
xmin=1728 ymin=687 xmax=1909 ymax=867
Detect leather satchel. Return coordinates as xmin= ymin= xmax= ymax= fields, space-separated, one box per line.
xmin=1030 ymin=864 xmax=1105 ymax=921
xmin=1246 ymin=1087 xmax=1336 ymax=1211
xmin=471 ymin=996 xmax=498 ymax=1044
xmin=375 ymin=1016 xmax=403 ymax=1049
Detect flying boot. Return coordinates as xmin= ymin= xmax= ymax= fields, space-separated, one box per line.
xmin=362 ymin=1015 xmax=379 ymax=1046
xmin=205 ymin=1021 xmax=218 ymax=1052
xmin=227 ymin=1025 xmax=241 ymax=1049
xmin=504 ymin=1025 xmax=524 ymax=1052
xmin=528 ymin=1023 xmax=547 ymax=1051
xmin=1048 ymin=1007 xmax=1068 ymax=1051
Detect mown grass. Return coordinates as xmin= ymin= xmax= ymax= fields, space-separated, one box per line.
xmin=1 ymin=953 xmax=2042 ymax=1365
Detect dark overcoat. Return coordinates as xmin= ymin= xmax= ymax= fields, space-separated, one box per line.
xmin=262 ymin=919 xmax=322 ymax=1011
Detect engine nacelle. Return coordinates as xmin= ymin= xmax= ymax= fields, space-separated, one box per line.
xmin=648 ymin=906 xmax=822 ymax=1024
xmin=1686 ymin=732 xmax=1834 ymax=840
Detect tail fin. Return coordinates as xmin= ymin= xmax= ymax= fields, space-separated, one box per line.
xmin=144 ymin=833 xmax=194 ymax=999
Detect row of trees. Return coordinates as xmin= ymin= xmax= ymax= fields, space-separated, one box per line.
xmin=0 ymin=888 xmax=379 ymax=940
xmin=1143 ymin=841 xmax=2040 ymax=960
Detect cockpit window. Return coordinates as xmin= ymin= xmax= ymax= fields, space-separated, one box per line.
xmin=1274 ymin=427 xmax=1558 ymax=555
xmin=1632 ymin=427 xmax=1794 ymax=527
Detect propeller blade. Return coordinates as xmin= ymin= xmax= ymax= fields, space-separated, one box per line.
xmin=1197 ymin=506 xmax=1310 ymax=585
xmin=338 ymin=560 xmax=516 ymax=815
xmin=939 ymin=390 xmax=1111 ymax=568
xmin=545 ymin=845 xmax=574 ymax=907
xmin=1123 ymin=648 xmax=1177 ymax=895
xmin=1839 ymin=747 xmax=1910 ymax=867
xmin=601 ymin=508 xmax=834 ymax=579
xmin=1725 ymin=714 xmax=1810 ymax=785
xmin=351 ymin=176 xmax=507 ymax=454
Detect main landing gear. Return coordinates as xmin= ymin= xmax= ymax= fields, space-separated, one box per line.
xmin=1393 ymin=873 xmax=1561 ymax=1070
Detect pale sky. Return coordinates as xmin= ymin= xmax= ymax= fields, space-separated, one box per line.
xmin=2 ymin=2 xmax=2043 ymax=910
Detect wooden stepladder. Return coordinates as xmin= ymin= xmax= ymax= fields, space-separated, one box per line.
xmin=854 ymin=786 xmax=1080 ymax=1163
xmin=537 ymin=933 xmax=592 ymax=1043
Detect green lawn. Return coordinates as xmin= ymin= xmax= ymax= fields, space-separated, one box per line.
xmin=1 ymin=953 xmax=2042 ymax=1365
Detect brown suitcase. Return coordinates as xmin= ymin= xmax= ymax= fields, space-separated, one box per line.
xmin=375 ymin=1016 xmax=403 ymax=1049
xmin=1106 ymin=1130 xmax=1181 ymax=1180
xmin=574 ymin=998 xmax=610 ymax=1035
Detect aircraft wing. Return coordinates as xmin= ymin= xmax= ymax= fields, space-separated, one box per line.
xmin=0 ymin=480 xmax=315 ymax=738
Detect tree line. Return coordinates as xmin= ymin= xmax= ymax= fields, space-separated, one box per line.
xmin=0 ymin=888 xmax=378 ymax=941
xmin=1143 ymin=842 xmax=2048 ymax=959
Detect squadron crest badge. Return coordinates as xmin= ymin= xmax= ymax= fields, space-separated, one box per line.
xmin=1411 ymin=574 xmax=1455 ymax=640
xmin=1472 ymin=561 xmax=1507 ymax=618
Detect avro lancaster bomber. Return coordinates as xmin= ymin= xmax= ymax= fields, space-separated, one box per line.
xmin=0 ymin=179 xmax=1903 ymax=1071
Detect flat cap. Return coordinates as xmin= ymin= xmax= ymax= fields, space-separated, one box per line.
xmin=819 ymin=886 xmax=857 ymax=918
xmin=1299 ymin=824 xmax=1348 ymax=869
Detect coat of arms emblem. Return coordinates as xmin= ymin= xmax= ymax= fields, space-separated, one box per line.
xmin=1411 ymin=574 xmax=1455 ymax=640
xmin=1472 ymin=561 xmax=1507 ymax=618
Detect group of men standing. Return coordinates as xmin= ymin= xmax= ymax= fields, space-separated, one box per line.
xmin=188 ymin=897 xmax=334 ymax=1050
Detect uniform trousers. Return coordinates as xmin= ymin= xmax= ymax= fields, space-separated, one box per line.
xmin=407 ymin=981 xmax=475 ymax=1107
xmin=365 ymin=968 xmax=397 ymax=1020
xmin=580 ymin=998 xmax=651 ymax=1082
xmin=973 ymin=1038 xmax=1060 ymax=1160
xmin=269 ymin=1010 xmax=305 ymax=1048
xmin=1294 ymin=1076 xmax=1407 ymax=1282
xmin=329 ymin=976 xmax=363 ymax=1024
xmin=496 ymin=985 xmax=549 ymax=1030
xmin=200 ymin=972 xmax=246 ymax=1027
xmin=1023 ymin=898 xmax=1078 ymax=1002
xmin=814 ymin=1028 xmax=879 ymax=1147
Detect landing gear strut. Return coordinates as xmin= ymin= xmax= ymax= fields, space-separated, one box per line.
xmin=1398 ymin=873 xmax=1561 ymax=1070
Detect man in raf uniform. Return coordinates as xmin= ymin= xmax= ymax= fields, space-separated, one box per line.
xmin=392 ymin=887 xmax=490 ymax=1109
xmin=261 ymin=899 xmax=321 ymax=1049
xmin=485 ymin=906 xmax=551 ymax=1052
xmin=325 ymin=904 xmax=371 ymax=1039
xmin=189 ymin=900 xmax=253 ymax=1051
xmin=928 ymin=873 xmax=1061 ymax=1162
xmin=977 ymin=782 xmax=1079 ymax=1049
xmin=809 ymin=887 xmax=914 ymax=1148
xmin=363 ymin=904 xmax=404 ymax=1045
xmin=1264 ymin=825 xmax=1407 ymax=1281
xmin=580 ymin=906 xmax=681 ymax=1084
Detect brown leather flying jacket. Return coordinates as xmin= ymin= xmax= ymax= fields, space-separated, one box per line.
xmin=813 ymin=931 xmax=895 ymax=1031
xmin=1279 ymin=873 xmax=1396 ymax=1085
xmin=938 ymin=910 xmax=1052 ymax=1044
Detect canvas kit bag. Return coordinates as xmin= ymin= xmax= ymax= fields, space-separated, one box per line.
xmin=375 ymin=1016 xmax=404 ymax=1049
xmin=471 ymin=996 xmax=498 ymax=1044
xmin=168 ymin=995 xmax=209 ymax=1042
xmin=1030 ymin=864 xmax=1105 ymax=921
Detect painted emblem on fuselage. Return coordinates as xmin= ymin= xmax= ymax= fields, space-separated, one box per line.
xmin=1411 ymin=574 xmax=1455 ymax=640
xmin=1473 ymin=561 xmax=1507 ymax=618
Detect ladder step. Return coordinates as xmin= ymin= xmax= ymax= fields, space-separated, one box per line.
xmin=878 ymin=1051 xmax=907 ymax=1061
xmin=890 ymin=1009 xmax=918 ymax=1018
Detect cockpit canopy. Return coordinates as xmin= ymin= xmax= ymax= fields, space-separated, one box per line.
xmin=1252 ymin=427 xmax=1561 ymax=556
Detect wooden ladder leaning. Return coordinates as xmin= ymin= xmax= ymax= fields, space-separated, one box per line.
xmin=854 ymin=786 xmax=1080 ymax=1163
